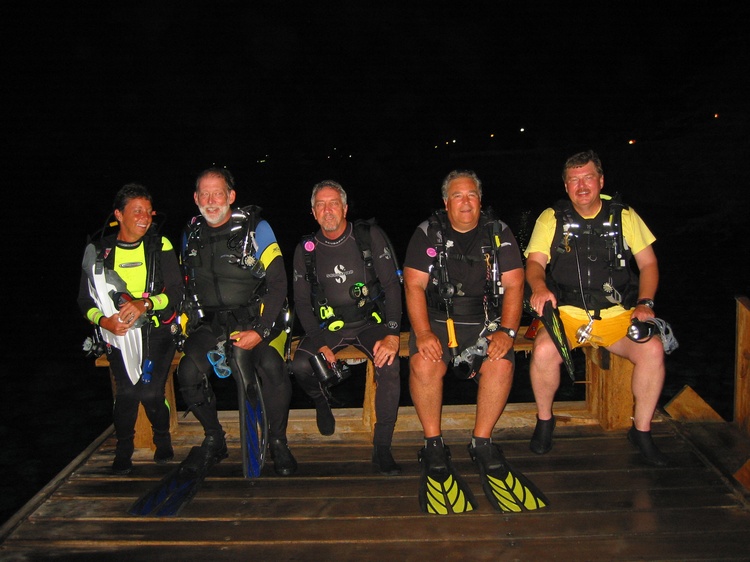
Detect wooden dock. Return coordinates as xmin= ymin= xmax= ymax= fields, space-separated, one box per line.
xmin=1 ymin=405 xmax=749 ymax=561
xmin=3 ymin=296 xmax=748 ymax=560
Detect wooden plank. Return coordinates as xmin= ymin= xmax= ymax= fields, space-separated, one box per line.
xmin=664 ymin=385 xmax=725 ymax=422
xmin=63 ymin=455 xmax=717 ymax=498
xmin=4 ymin=532 xmax=750 ymax=562
xmin=5 ymin=533 xmax=750 ymax=562
xmin=736 ymin=295 xmax=750 ymax=436
xmin=8 ymin=507 xmax=750 ymax=543
xmin=734 ymin=459 xmax=750 ymax=491
xmin=670 ymin=420 xmax=750 ymax=494
xmin=34 ymin=482 xmax=742 ymax=521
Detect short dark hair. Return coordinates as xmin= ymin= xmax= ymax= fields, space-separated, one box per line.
xmin=195 ymin=167 xmax=236 ymax=192
xmin=113 ymin=183 xmax=152 ymax=212
xmin=562 ymin=150 xmax=603 ymax=181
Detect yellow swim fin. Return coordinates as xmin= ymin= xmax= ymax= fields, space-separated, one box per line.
xmin=418 ymin=443 xmax=477 ymax=515
xmin=468 ymin=442 xmax=548 ymax=512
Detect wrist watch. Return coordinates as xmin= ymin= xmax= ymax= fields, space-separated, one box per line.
xmin=497 ymin=326 xmax=517 ymax=339
xmin=636 ymin=298 xmax=654 ymax=309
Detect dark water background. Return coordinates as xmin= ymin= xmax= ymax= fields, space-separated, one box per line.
xmin=2 ymin=130 xmax=749 ymax=526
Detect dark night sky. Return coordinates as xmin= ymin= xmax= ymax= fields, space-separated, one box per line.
xmin=6 ymin=3 xmax=747 ymax=186
xmin=1 ymin=1 xmax=749 ymax=525
xmin=4 ymin=0 xmax=750 ymax=398
xmin=3 ymin=2 xmax=749 ymax=367
xmin=5 ymin=2 xmax=748 ymax=283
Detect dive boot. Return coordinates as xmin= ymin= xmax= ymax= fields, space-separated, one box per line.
xmin=372 ymin=445 xmax=402 ymax=476
xmin=154 ymin=445 xmax=175 ymax=465
xmin=529 ymin=415 xmax=555 ymax=455
xmin=112 ymin=455 xmax=133 ymax=475
xmin=153 ymin=429 xmax=174 ymax=465
xmin=112 ymin=438 xmax=134 ymax=475
xmin=627 ymin=425 xmax=669 ymax=467
xmin=314 ymin=397 xmax=335 ymax=436
xmin=200 ymin=432 xmax=229 ymax=463
xmin=269 ymin=438 xmax=298 ymax=476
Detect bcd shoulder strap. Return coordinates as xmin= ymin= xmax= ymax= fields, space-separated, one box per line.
xmin=301 ymin=218 xmax=377 ymax=305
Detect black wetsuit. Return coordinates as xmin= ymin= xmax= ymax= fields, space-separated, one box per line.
xmin=291 ymin=221 xmax=402 ymax=446
xmin=177 ymin=213 xmax=291 ymax=442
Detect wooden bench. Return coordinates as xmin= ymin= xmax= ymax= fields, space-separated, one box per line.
xmin=339 ymin=331 xmax=635 ymax=435
xmin=96 ymin=326 xmax=636 ymax=448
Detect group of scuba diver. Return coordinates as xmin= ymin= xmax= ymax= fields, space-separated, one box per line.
xmin=79 ymin=149 xmax=677 ymax=516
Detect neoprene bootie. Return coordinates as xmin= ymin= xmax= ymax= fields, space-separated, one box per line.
xmin=627 ymin=424 xmax=669 ymax=467
xmin=314 ymin=397 xmax=335 ymax=436
xmin=530 ymin=416 xmax=556 ymax=455
xmin=112 ymin=438 xmax=134 ymax=475
xmin=372 ymin=445 xmax=402 ymax=476
xmin=269 ymin=438 xmax=298 ymax=476
xmin=153 ymin=429 xmax=174 ymax=465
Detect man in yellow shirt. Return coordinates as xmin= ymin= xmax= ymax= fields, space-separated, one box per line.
xmin=525 ymin=150 xmax=668 ymax=466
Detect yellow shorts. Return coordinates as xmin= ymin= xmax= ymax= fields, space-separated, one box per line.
xmin=558 ymin=306 xmax=634 ymax=349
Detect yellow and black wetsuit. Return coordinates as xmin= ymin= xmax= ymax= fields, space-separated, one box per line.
xmin=77 ymin=231 xmax=182 ymax=460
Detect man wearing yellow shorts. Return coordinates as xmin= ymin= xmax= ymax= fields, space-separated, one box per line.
xmin=525 ymin=150 xmax=668 ymax=466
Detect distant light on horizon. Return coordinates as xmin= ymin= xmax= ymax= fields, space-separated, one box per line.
xmin=628 ymin=139 xmax=636 ymax=145
xmin=519 ymin=128 xmax=525 ymax=133
xmin=714 ymin=113 xmax=720 ymax=118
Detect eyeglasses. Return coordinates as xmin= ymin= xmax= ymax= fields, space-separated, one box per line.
xmin=565 ymin=174 xmax=600 ymax=187
xmin=314 ymin=200 xmax=343 ymax=211
xmin=197 ymin=190 xmax=229 ymax=203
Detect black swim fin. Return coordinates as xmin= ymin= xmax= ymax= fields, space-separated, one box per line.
xmin=231 ymin=347 xmax=268 ymax=479
xmin=468 ymin=442 xmax=549 ymax=512
xmin=523 ymin=299 xmax=575 ymax=382
xmin=418 ymin=443 xmax=477 ymax=515
xmin=128 ymin=446 xmax=219 ymax=517
xmin=540 ymin=301 xmax=576 ymax=382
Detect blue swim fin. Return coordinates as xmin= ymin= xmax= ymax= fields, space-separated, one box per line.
xmin=231 ymin=347 xmax=268 ymax=479
xmin=128 ymin=446 xmax=219 ymax=517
